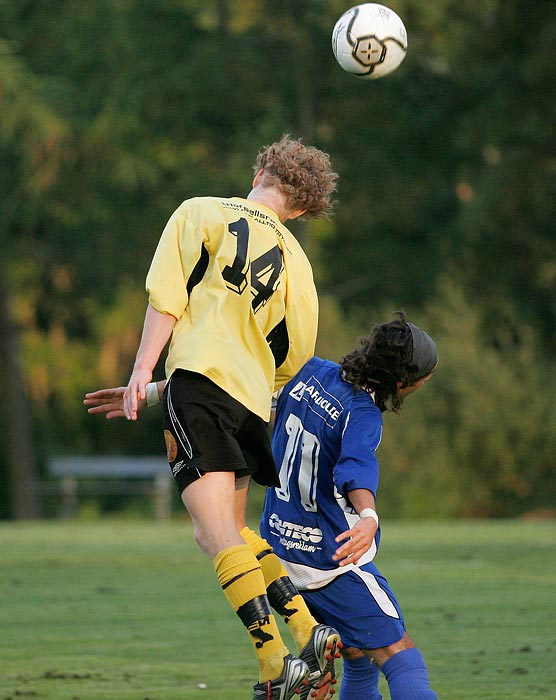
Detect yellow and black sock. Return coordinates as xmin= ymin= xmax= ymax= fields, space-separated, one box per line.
xmin=241 ymin=527 xmax=316 ymax=651
xmin=213 ymin=543 xmax=288 ymax=682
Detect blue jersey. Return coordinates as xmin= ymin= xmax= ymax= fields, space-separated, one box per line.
xmin=260 ymin=356 xmax=383 ymax=590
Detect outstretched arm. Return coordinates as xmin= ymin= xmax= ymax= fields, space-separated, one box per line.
xmin=84 ymin=381 xmax=166 ymax=420
xmin=124 ymin=303 xmax=176 ymax=421
xmin=84 ymin=386 xmax=127 ymax=419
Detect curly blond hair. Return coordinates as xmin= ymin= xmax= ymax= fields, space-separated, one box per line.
xmin=254 ymin=135 xmax=338 ymax=219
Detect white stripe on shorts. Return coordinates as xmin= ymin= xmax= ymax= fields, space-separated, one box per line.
xmin=166 ymin=380 xmax=193 ymax=459
xmin=352 ymin=567 xmax=400 ymax=618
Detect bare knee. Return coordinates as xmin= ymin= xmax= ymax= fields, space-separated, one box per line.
xmin=180 ymin=472 xmax=244 ymax=558
xmin=185 ymin=499 xmax=242 ymax=558
xmin=191 ymin=519 xmax=244 ymax=558
xmin=192 ymin=524 xmax=211 ymax=556
xmin=341 ymin=646 xmax=369 ymax=661
xmin=369 ymin=630 xmax=416 ymax=668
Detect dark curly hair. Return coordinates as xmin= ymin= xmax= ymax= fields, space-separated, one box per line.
xmin=339 ymin=311 xmax=421 ymax=413
xmin=254 ymin=135 xmax=338 ymax=219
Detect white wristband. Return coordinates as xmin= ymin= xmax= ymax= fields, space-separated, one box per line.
xmin=146 ymin=382 xmax=160 ymax=407
xmin=359 ymin=508 xmax=379 ymax=525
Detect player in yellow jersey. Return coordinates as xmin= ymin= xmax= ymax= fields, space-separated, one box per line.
xmin=91 ymin=136 xmax=341 ymax=699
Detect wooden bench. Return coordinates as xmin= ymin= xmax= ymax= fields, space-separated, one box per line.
xmin=44 ymin=456 xmax=173 ymax=520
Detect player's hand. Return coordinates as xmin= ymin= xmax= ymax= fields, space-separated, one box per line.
xmin=332 ymin=517 xmax=377 ymax=566
xmin=123 ymin=368 xmax=152 ymax=421
xmin=84 ymin=387 xmax=137 ymax=420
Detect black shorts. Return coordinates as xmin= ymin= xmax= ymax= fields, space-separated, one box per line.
xmin=162 ymin=369 xmax=280 ymax=494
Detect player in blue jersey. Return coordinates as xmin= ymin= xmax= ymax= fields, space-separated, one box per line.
xmin=85 ymin=311 xmax=438 ymax=700
xmin=261 ymin=311 xmax=439 ymax=700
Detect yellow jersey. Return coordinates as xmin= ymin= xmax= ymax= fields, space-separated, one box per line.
xmin=146 ymin=196 xmax=318 ymax=421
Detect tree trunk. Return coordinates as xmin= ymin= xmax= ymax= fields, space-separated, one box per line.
xmin=0 ymin=266 xmax=41 ymax=519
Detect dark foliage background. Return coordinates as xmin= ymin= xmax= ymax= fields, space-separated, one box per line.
xmin=1 ymin=0 xmax=554 ymax=518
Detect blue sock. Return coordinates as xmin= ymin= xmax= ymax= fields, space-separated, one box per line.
xmin=340 ymin=655 xmax=382 ymax=700
xmin=381 ymin=648 xmax=438 ymax=700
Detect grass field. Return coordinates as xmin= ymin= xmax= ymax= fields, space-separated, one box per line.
xmin=1 ymin=518 xmax=555 ymax=700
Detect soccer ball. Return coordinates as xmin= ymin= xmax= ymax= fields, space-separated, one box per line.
xmin=332 ymin=3 xmax=408 ymax=79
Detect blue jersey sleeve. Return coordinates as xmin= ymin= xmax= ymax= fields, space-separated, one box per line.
xmin=333 ymin=396 xmax=382 ymax=499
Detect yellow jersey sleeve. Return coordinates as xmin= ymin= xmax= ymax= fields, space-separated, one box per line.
xmin=146 ymin=203 xmax=206 ymax=320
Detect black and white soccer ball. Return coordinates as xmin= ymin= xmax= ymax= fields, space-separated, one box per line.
xmin=332 ymin=3 xmax=408 ymax=79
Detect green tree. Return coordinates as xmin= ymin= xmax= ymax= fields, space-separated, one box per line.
xmin=0 ymin=38 xmax=73 ymax=517
xmin=378 ymin=279 xmax=556 ymax=517
xmin=1 ymin=0 xmax=554 ymax=518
